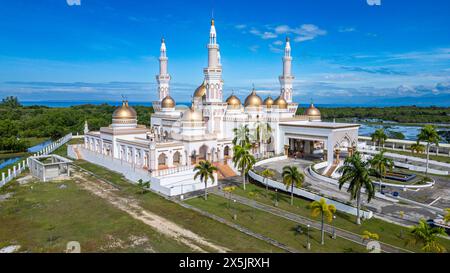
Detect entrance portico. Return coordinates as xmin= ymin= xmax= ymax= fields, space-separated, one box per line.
xmin=278 ymin=121 xmax=360 ymax=170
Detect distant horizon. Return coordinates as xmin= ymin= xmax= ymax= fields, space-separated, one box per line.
xmin=18 ymin=99 xmax=450 ymax=108
xmin=1 ymin=1 xmax=449 ymax=105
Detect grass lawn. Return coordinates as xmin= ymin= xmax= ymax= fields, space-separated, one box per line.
xmin=70 ymin=160 xmax=282 ymax=253
xmin=385 ymin=148 xmax=450 ymax=164
xmin=0 ymin=174 xmax=192 ymax=253
xmin=230 ymin=182 xmax=450 ymax=253
xmin=52 ymin=138 xmax=84 ymax=157
xmin=186 ymin=194 xmax=367 ymax=253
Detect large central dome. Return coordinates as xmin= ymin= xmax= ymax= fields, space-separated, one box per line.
xmin=244 ymin=89 xmax=263 ymax=107
xmin=112 ymin=101 xmax=137 ymax=120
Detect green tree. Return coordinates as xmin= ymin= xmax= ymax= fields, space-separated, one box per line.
xmin=371 ymin=128 xmax=388 ymax=149
xmin=310 ymin=198 xmax=336 ymax=245
xmin=0 ymin=96 xmax=21 ymax=108
xmin=282 ymin=165 xmax=304 ymax=205
xmin=337 ymin=152 xmax=375 ymax=225
xmin=232 ymin=125 xmax=250 ymax=147
xmin=444 ymin=208 xmax=450 ymax=223
xmin=410 ymin=142 xmax=425 ymax=154
xmin=261 ymin=168 xmax=275 ymax=197
xmin=136 ymin=179 xmax=150 ymax=194
xmin=194 ymin=160 xmax=217 ymax=200
xmin=369 ymin=150 xmax=394 ymax=192
xmin=407 ymin=219 xmax=447 ymax=253
xmin=417 ymin=125 xmax=441 ymax=176
xmin=232 ymin=143 xmax=256 ymax=191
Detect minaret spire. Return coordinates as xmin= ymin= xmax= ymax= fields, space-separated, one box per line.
xmin=156 ymin=37 xmax=171 ymax=101
xmin=279 ymin=36 xmax=294 ymax=103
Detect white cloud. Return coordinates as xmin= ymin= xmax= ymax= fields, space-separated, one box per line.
xmin=338 ymin=27 xmax=356 ymax=33
xmin=274 ymin=25 xmax=291 ymax=34
xmin=261 ymin=31 xmax=277 ymax=39
xmin=235 ymin=24 xmax=247 ymax=30
xmin=66 ymin=0 xmax=81 ymax=6
xmin=273 ymin=40 xmax=283 ymax=46
xmin=249 ymin=45 xmax=259 ymax=52
xmin=269 ymin=44 xmax=283 ymax=53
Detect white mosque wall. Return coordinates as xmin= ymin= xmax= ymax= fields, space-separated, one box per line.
xmin=69 ymin=144 xmax=216 ymax=197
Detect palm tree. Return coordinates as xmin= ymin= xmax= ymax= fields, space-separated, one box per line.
xmin=371 ymin=128 xmax=388 ymax=149
xmin=282 ymin=166 xmax=304 ymax=205
xmin=444 ymin=208 xmax=450 ymax=223
xmin=254 ymin=122 xmax=272 ymax=157
xmin=408 ymin=219 xmax=447 ymax=253
xmin=232 ymin=143 xmax=256 ymax=191
xmin=261 ymin=168 xmax=275 ymax=197
xmin=310 ymin=198 xmax=336 ymax=245
xmin=337 ymin=152 xmax=375 ymax=225
xmin=410 ymin=142 xmax=425 ymax=155
xmin=193 ymin=160 xmax=217 ymax=200
xmin=369 ymin=150 xmax=394 ymax=192
xmin=137 ymin=179 xmax=150 ymax=194
xmin=232 ymin=125 xmax=250 ymax=146
xmin=417 ymin=125 xmax=441 ymax=176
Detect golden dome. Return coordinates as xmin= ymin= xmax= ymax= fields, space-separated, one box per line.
xmin=182 ymin=106 xmax=203 ymax=122
xmin=226 ymin=94 xmax=241 ymax=109
xmin=194 ymin=82 xmax=207 ymax=98
xmin=112 ymin=101 xmax=137 ymax=120
xmin=161 ymin=95 xmax=175 ymax=108
xmin=244 ymin=89 xmax=263 ymax=107
xmin=304 ymin=103 xmax=321 ymax=116
xmin=263 ymin=96 xmax=274 ymax=108
xmin=273 ymin=96 xmax=288 ymax=109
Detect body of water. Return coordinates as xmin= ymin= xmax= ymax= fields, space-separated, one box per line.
xmin=359 ymin=123 xmax=450 ymax=143
xmin=27 ymin=140 xmax=52 ymax=153
xmin=0 ymin=140 xmax=53 ymax=172
xmin=0 ymin=156 xmax=21 ymax=170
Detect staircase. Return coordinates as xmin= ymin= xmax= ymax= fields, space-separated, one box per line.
xmin=324 ymin=163 xmax=338 ymax=177
xmin=213 ymin=162 xmax=237 ymax=179
xmin=73 ymin=146 xmax=83 ymax=160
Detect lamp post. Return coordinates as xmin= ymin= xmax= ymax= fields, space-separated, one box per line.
xmin=306 ymin=224 xmax=311 ymax=250
xmin=233 ymin=199 xmax=237 ymax=221
xmin=332 ymin=215 xmax=336 ymax=239
xmin=274 ymin=188 xmax=278 ymax=207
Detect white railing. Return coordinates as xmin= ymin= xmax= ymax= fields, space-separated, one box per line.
xmin=0 ymin=133 xmax=73 ymax=188
xmin=152 ymin=165 xmax=195 ymax=177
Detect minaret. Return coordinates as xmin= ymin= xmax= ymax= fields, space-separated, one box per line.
xmin=279 ymin=37 xmax=294 ymax=103
xmin=156 ymin=38 xmax=171 ymax=101
xmin=203 ymin=18 xmax=223 ymax=103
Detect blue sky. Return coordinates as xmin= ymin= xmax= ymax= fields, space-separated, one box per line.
xmin=0 ymin=0 xmax=449 ymax=106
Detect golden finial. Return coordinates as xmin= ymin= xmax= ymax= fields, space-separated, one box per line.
xmin=211 ymin=18 xmax=215 ymax=26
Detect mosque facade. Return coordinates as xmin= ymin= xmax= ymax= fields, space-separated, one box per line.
xmin=82 ymin=19 xmax=360 ymax=196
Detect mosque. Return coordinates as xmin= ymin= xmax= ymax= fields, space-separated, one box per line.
xmin=82 ymin=19 xmax=360 ymax=196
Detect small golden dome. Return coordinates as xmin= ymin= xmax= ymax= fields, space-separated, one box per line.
xmin=263 ymin=96 xmax=274 ymax=108
xmin=194 ymin=82 xmax=207 ymax=98
xmin=244 ymin=89 xmax=263 ymax=107
xmin=273 ymin=96 xmax=287 ymax=109
xmin=182 ymin=106 xmax=203 ymax=122
xmin=112 ymin=101 xmax=137 ymax=120
xmin=161 ymin=95 xmax=175 ymax=108
xmin=304 ymin=103 xmax=321 ymax=116
xmin=226 ymin=94 xmax=241 ymax=109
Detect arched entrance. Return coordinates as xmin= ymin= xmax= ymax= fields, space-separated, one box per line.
xmin=173 ymin=151 xmax=181 ymax=166
xmin=158 ymin=153 xmax=168 ymax=169
xmin=199 ymin=145 xmax=208 ymax=161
